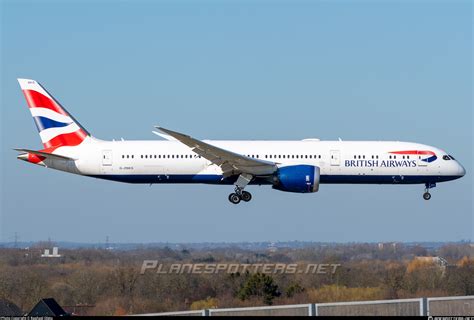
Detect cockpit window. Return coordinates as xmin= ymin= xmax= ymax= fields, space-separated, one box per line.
xmin=442 ymin=155 xmax=451 ymax=161
xmin=449 ymin=155 xmax=456 ymax=160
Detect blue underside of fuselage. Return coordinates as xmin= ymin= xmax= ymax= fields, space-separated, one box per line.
xmin=86 ymin=174 xmax=462 ymax=185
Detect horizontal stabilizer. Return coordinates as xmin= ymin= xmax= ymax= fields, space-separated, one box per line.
xmin=14 ymin=148 xmax=76 ymax=161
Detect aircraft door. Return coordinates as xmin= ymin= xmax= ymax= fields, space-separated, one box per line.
xmin=101 ymin=150 xmax=113 ymax=173
xmin=330 ymin=150 xmax=340 ymax=166
xmin=417 ymin=152 xmax=428 ymax=167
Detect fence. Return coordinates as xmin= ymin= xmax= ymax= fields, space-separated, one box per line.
xmin=133 ymin=295 xmax=474 ymax=316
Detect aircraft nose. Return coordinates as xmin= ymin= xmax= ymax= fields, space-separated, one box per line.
xmin=458 ymin=162 xmax=466 ymax=177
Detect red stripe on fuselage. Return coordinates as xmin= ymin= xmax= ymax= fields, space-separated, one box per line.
xmin=389 ymin=150 xmax=435 ymax=155
xmin=22 ymin=89 xmax=68 ymax=115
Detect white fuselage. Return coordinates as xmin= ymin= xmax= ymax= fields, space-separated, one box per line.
xmin=15 ymin=78 xmax=466 ymax=202
xmin=40 ymin=137 xmax=465 ymax=186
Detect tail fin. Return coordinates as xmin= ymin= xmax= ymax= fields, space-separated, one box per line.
xmin=17 ymin=78 xmax=89 ymax=149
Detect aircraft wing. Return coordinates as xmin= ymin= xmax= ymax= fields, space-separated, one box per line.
xmin=156 ymin=127 xmax=277 ymax=177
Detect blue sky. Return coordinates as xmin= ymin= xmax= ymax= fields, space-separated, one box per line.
xmin=1 ymin=0 xmax=472 ymax=243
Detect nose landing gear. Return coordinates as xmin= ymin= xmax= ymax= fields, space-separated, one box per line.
xmin=423 ymin=182 xmax=436 ymax=201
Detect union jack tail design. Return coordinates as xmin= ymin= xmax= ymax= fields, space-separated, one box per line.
xmin=17 ymin=78 xmax=89 ymax=150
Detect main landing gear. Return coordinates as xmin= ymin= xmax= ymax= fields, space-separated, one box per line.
xmin=228 ymin=188 xmax=252 ymax=204
xmin=228 ymin=173 xmax=253 ymax=204
xmin=423 ymin=182 xmax=436 ymax=201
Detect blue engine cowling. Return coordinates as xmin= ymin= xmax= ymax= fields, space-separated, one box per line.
xmin=272 ymin=165 xmax=320 ymax=193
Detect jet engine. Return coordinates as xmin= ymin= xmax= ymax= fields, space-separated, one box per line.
xmin=272 ymin=165 xmax=320 ymax=193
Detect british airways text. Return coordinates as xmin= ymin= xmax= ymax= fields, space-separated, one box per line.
xmin=345 ymin=160 xmax=417 ymax=168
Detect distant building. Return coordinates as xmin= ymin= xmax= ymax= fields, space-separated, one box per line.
xmin=0 ymin=298 xmax=22 ymax=316
xmin=41 ymin=247 xmax=61 ymax=258
xmin=414 ymin=256 xmax=448 ymax=268
xmin=63 ymin=304 xmax=95 ymax=316
xmin=377 ymin=242 xmax=398 ymax=251
xmin=268 ymin=242 xmax=277 ymax=253
xmin=28 ymin=298 xmax=68 ymax=316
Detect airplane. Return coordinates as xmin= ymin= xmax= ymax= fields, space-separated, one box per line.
xmin=15 ymin=78 xmax=466 ymax=204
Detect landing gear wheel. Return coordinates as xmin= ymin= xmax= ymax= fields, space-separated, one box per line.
xmin=423 ymin=192 xmax=431 ymax=201
xmin=241 ymin=191 xmax=252 ymax=202
xmin=228 ymin=193 xmax=241 ymax=204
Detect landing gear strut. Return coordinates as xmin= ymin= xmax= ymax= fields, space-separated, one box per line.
xmin=228 ymin=174 xmax=253 ymax=204
xmin=423 ymin=182 xmax=436 ymax=201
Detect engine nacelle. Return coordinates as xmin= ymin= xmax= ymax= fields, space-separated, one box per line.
xmin=272 ymin=165 xmax=320 ymax=193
